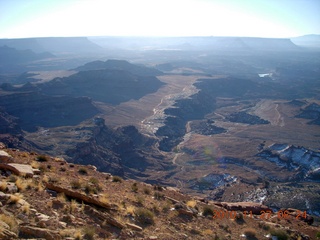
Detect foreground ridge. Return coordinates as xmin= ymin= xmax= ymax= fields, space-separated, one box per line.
xmin=0 ymin=143 xmax=318 ymax=239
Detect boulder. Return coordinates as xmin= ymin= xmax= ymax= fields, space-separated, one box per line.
xmin=126 ymin=222 xmax=143 ymax=231
xmin=0 ymin=163 xmax=34 ymax=177
xmin=0 ymin=228 xmax=17 ymax=239
xmin=19 ymin=226 xmax=61 ymax=240
xmin=83 ymin=205 xmax=125 ymax=229
xmin=0 ymin=150 xmax=12 ymax=162
xmin=45 ymin=183 xmax=114 ymax=210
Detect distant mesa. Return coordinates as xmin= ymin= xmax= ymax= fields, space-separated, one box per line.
xmin=74 ymin=59 xmax=163 ymax=76
xmin=0 ymin=45 xmax=54 ymax=64
xmin=89 ymin=36 xmax=301 ymax=51
xmin=0 ymin=37 xmax=102 ymax=54
xmin=291 ymin=34 xmax=320 ymax=48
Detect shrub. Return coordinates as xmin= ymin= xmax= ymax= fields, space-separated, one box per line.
xmin=202 ymin=206 xmax=214 ymax=217
xmin=8 ymin=194 xmax=21 ymax=204
xmin=131 ymin=183 xmax=138 ymax=192
xmin=89 ymin=177 xmax=99 ymax=185
xmin=143 ymin=187 xmax=150 ymax=195
xmin=78 ymin=168 xmax=88 ymax=175
xmin=70 ymin=199 xmax=78 ymax=213
xmin=162 ymin=201 xmax=171 ymax=213
xmin=82 ymin=226 xmax=95 ymax=240
xmin=136 ymin=195 xmax=145 ymax=205
xmin=154 ymin=191 xmax=164 ymax=200
xmin=243 ymin=228 xmax=257 ymax=237
xmin=270 ymin=229 xmax=288 ymax=240
xmin=49 ymin=176 xmax=59 ymax=184
xmin=258 ymin=222 xmax=270 ymax=230
xmin=8 ymin=175 xmax=17 ymax=183
xmin=316 ymin=232 xmax=320 ymax=239
xmin=15 ymin=177 xmax=30 ymax=191
xmin=84 ymin=184 xmax=96 ymax=195
xmin=37 ymin=155 xmax=48 ymax=162
xmin=71 ymin=180 xmax=82 ymax=189
xmin=126 ymin=205 xmax=135 ymax=215
xmin=153 ymin=185 xmax=163 ymax=191
xmin=135 ymin=208 xmax=154 ymax=224
xmin=112 ymin=176 xmax=123 ymax=182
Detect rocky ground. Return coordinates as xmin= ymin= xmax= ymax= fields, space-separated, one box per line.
xmin=0 ymin=143 xmax=319 ymax=240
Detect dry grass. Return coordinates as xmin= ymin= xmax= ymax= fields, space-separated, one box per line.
xmin=31 ymin=161 xmax=40 ymax=169
xmin=8 ymin=194 xmax=22 ymax=204
xmin=0 ymin=181 xmax=7 ymax=191
xmin=57 ymin=193 xmax=67 ymax=203
xmin=21 ymin=203 xmax=30 ymax=215
xmin=15 ymin=177 xmax=31 ymax=191
xmin=70 ymin=199 xmax=78 ymax=213
xmin=126 ymin=205 xmax=135 ymax=215
xmin=98 ymin=194 xmax=109 ymax=205
xmin=186 ymin=200 xmax=197 ymax=208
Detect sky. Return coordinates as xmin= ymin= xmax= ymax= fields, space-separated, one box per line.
xmin=0 ymin=0 xmax=319 ymax=39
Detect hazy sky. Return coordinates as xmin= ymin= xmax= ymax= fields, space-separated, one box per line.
xmin=1 ymin=0 xmax=319 ymax=38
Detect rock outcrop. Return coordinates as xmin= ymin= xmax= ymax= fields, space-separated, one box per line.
xmin=0 ymin=91 xmax=99 ymax=132
xmin=0 ymin=163 xmax=36 ymax=177
xmin=45 ymin=183 xmax=113 ymax=210
xmin=214 ymin=202 xmax=271 ymax=214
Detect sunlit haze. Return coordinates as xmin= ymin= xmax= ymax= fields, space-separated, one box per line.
xmin=1 ymin=0 xmax=320 ymax=38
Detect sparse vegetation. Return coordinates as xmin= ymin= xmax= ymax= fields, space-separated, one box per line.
xmin=143 ymin=187 xmax=150 ymax=195
xmin=243 ymin=227 xmax=257 ymax=237
xmin=136 ymin=195 xmax=145 ymax=205
xmin=8 ymin=194 xmax=22 ymax=204
xmin=71 ymin=179 xmax=82 ymax=189
xmin=154 ymin=191 xmax=164 ymax=200
xmin=202 ymin=206 xmax=214 ymax=216
xmin=0 ymin=214 xmax=19 ymax=234
xmin=36 ymin=155 xmax=48 ymax=162
xmin=78 ymin=167 xmax=88 ymax=175
xmin=270 ymin=229 xmax=289 ymax=240
xmin=112 ymin=175 xmax=123 ymax=182
xmin=135 ymin=207 xmax=154 ymax=225
xmin=126 ymin=205 xmax=135 ymax=215
xmin=8 ymin=174 xmax=17 ymax=182
xmin=187 ymin=200 xmax=197 ymax=208
xmin=82 ymin=226 xmax=95 ymax=240
xmin=131 ymin=182 xmax=138 ymax=192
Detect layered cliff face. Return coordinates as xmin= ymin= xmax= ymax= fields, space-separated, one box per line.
xmin=0 ymin=91 xmax=99 ymax=132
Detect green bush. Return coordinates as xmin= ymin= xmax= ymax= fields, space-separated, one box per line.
xmin=154 ymin=191 xmax=164 ymax=200
xmin=131 ymin=183 xmax=138 ymax=192
xmin=270 ymin=229 xmax=288 ymax=240
xmin=202 ymin=206 xmax=214 ymax=217
xmin=135 ymin=208 xmax=154 ymax=224
xmin=143 ymin=187 xmax=151 ymax=195
xmin=82 ymin=226 xmax=95 ymax=240
xmin=78 ymin=168 xmax=88 ymax=175
xmin=112 ymin=176 xmax=123 ymax=183
xmin=71 ymin=180 xmax=82 ymax=189
xmin=37 ymin=155 xmax=48 ymax=162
